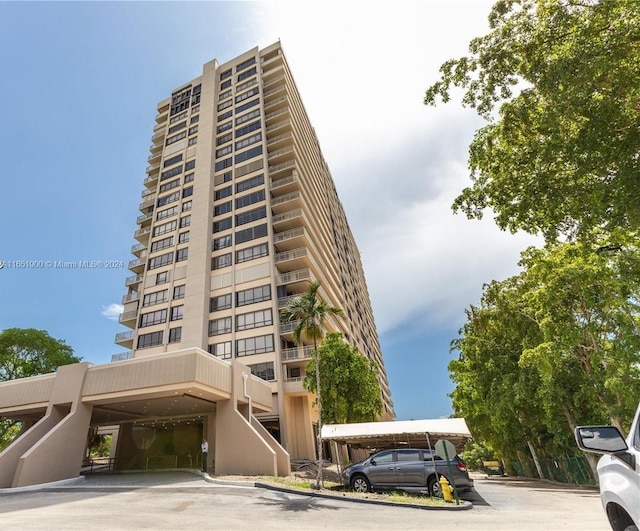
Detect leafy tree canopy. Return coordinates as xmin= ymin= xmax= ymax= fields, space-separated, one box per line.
xmin=304 ymin=332 xmax=383 ymax=425
xmin=425 ymin=0 xmax=640 ymax=241
xmin=0 ymin=328 xmax=80 ymax=381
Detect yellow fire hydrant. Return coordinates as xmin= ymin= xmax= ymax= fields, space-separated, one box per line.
xmin=439 ymin=475 xmax=454 ymax=502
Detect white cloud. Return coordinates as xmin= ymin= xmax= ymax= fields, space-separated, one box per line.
xmin=101 ymin=303 xmax=123 ymax=321
xmin=254 ymin=1 xmax=542 ymax=334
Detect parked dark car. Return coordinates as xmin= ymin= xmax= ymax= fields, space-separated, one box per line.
xmin=342 ymin=448 xmax=474 ymax=495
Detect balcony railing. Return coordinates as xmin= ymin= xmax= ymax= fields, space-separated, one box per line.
xmin=137 ymin=212 xmax=152 ymax=224
xmin=275 ymin=247 xmax=308 ymax=263
xmin=277 ymin=268 xmax=311 ymax=285
xmin=144 ymin=174 xmax=158 ymax=185
xmin=280 ymin=320 xmax=302 ymax=334
xmin=118 ymin=310 xmax=137 ymax=324
xmin=272 ymin=209 xmax=302 ymax=225
xmin=265 ymin=108 xmax=290 ymax=122
xmin=263 ymin=84 xmax=286 ymax=98
xmin=111 ymin=351 xmax=133 ymax=362
xmin=267 ymin=145 xmax=295 ymax=160
xmin=271 ymin=191 xmax=301 ymax=208
xmin=270 ymin=171 xmax=298 ymax=189
xmin=125 ymin=274 xmax=143 ymax=286
xmin=134 ymin=227 xmax=151 ymax=239
xmin=266 ymin=119 xmax=292 ymax=133
xmin=115 ymin=330 xmax=135 ymax=343
xmin=278 ymin=294 xmax=300 ymax=308
xmin=128 ymin=258 xmax=145 ymax=270
xmin=281 ymin=345 xmax=314 ymax=361
xmin=267 ymin=131 xmax=293 ymax=145
xmin=146 ymin=163 xmax=160 ymax=173
xmin=273 ymin=226 xmax=305 ymax=244
xmin=139 ymin=198 xmax=155 ymax=211
xmin=122 ymin=292 xmax=139 ymax=304
xmin=263 ymin=95 xmax=287 ymax=109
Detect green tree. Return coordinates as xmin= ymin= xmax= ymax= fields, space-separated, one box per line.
xmin=303 ymin=332 xmax=383 ymax=425
xmin=281 ymin=281 xmax=343 ymax=489
xmin=0 ymin=328 xmax=80 ymax=450
xmin=425 ymin=0 xmax=640 ymax=242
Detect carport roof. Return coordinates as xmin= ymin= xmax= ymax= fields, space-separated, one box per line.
xmin=320 ymin=418 xmax=472 ymax=451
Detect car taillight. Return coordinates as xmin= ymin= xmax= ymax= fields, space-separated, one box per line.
xmin=456 ymin=463 xmax=467 ymax=472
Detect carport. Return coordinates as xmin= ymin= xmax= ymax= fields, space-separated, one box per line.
xmin=321 ymin=418 xmax=472 ymax=463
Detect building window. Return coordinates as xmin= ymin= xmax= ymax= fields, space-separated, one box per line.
xmin=213 ymin=217 xmax=232 ymax=233
xmin=236 ymin=98 xmax=259 ymax=114
xmin=148 ymin=252 xmax=173 ymax=270
xmin=142 ymin=289 xmax=168 ymax=307
xmin=214 ymin=171 xmax=233 ymax=186
xmin=173 ymin=285 xmax=185 ymax=300
xmin=236 ymin=334 xmax=274 ymax=357
xmin=182 ymin=186 xmax=193 ymax=198
xmin=235 ymin=145 xmax=263 ymax=164
xmin=150 ymin=236 xmax=174 ymax=253
xmin=210 ymin=293 xmax=232 ymax=312
xmin=159 ymin=179 xmax=181 ymax=193
xmin=163 ymin=154 xmax=183 ymax=168
xmin=220 ymin=69 xmax=232 ymax=80
xmin=157 ymin=206 xmax=179 ymax=221
xmin=214 ymin=201 xmax=232 ymax=217
xmin=235 ymin=132 xmax=262 ymax=151
xmin=215 ymin=186 xmax=232 ymax=200
xmin=235 ymin=223 xmax=268 ymax=244
xmin=209 ymin=317 xmax=232 ymax=336
xmin=139 ymin=309 xmax=167 ymax=327
xmin=236 ymin=189 xmax=265 ymax=209
xmin=216 ymin=145 xmax=232 ymax=158
xmin=220 ymin=79 xmax=232 ymax=90
xmin=188 ymin=136 xmax=197 ymax=146
xmin=182 ymin=201 xmax=192 ymax=212
xmin=212 ymin=253 xmax=232 ymax=270
xmin=213 ymin=234 xmax=232 ymax=250
xmin=180 ymin=215 xmax=191 ymax=228
xmin=218 ymin=110 xmax=232 ymax=121
xmin=217 ymin=132 xmax=233 ymax=146
xmin=236 ymin=206 xmax=266 ymax=226
xmin=171 ymin=305 xmax=184 ymax=321
xmin=176 ymin=248 xmax=188 ymax=262
xmin=236 ymin=284 xmax=271 ymax=307
xmin=237 ymin=66 xmax=257 ymax=82
xmin=236 ymin=309 xmax=273 ymax=331
xmin=235 ymin=120 xmax=261 ymax=138
xmin=236 ymin=108 xmax=261 ymax=126
xmin=209 ymin=341 xmax=231 ymax=359
xmin=166 ymin=132 xmax=187 ymax=146
xmin=188 ymin=125 xmax=198 ymax=136
xmin=236 ymin=174 xmax=264 ymax=194
xmin=156 ymin=271 xmax=169 ymax=285
xmin=160 ymin=165 xmax=183 ymax=181
xmin=235 ymin=87 xmax=260 ymax=104
xmin=190 ymin=115 xmax=199 ymax=124
xmin=215 ymin=157 xmax=232 ymax=172
xmin=236 ymin=243 xmax=268 ymax=264
xmin=185 ymin=160 xmax=196 ymax=171
xmin=137 ymin=331 xmax=163 ymax=349
xmin=170 ymin=111 xmax=188 ymax=125
xmin=248 ymin=361 xmax=275 ymax=382
xmin=157 ymin=191 xmax=180 ymax=207
xmin=236 ymin=56 xmax=256 ymax=72
xmin=217 ymin=99 xmax=233 ymax=112
xmin=168 ymin=327 xmax=182 ymax=343
xmin=153 ymin=220 xmax=177 ymax=237
xmin=236 ymin=77 xmax=257 ymax=93
xmin=178 ymin=231 xmax=189 ymax=244
xmin=217 ymin=121 xmax=232 ymax=134
xmin=168 ymin=121 xmax=187 ymax=134
xmin=184 ymin=173 xmax=194 ymax=183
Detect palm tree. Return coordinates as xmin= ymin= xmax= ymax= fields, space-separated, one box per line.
xmin=281 ymin=280 xmax=343 ymax=489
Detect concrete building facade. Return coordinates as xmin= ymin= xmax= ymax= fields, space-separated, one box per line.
xmin=0 ymin=43 xmax=393 ymax=487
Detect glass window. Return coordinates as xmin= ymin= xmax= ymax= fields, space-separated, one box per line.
xmin=148 ymin=252 xmax=173 ymax=270
xmin=209 ymin=341 xmax=231 ymax=359
xmin=235 ymin=145 xmax=263 ymax=164
xmin=150 ymin=236 xmax=173 ymax=253
xmin=171 ymin=305 xmax=184 ymax=321
xmin=156 ymin=206 xmax=179 ymax=221
xmin=372 ymin=451 xmax=394 ymax=464
xmin=236 ymin=189 xmax=265 ymax=209
xmin=163 ymin=154 xmax=183 ymax=168
xmin=236 ymin=309 xmax=273 ymax=331
xmin=236 ymin=109 xmax=261 ymax=126
xmin=212 ymin=253 xmax=232 ymax=270
xmin=236 ymin=284 xmax=271 ymax=307
xmin=167 ymin=130 xmax=186 ymax=146
xmin=137 ymin=331 xmax=163 ymax=348
xmin=210 ymin=293 xmax=232 ymax=312
xmin=185 ymin=160 xmax=196 ymax=171
xmin=180 ymin=215 xmax=191 ymax=228
xmin=235 ymin=223 xmax=268 ymax=244
xmin=236 ymin=206 xmax=266 ymax=226
xmin=168 ymin=327 xmax=182 ymax=343
xmin=248 ymin=361 xmax=275 ymax=382
xmin=176 ymin=248 xmax=188 ymax=262
xmin=153 ymin=220 xmax=177 ymax=237
xmin=142 ymin=289 xmax=168 ymax=307
xmin=139 ymin=309 xmax=167 ymax=327
xmin=236 ymin=174 xmax=264 ymax=194
xmin=156 ymin=271 xmax=169 ymax=285
xmin=209 ymin=317 xmax=232 ymax=336
xmin=237 ymin=66 xmax=257 ymax=82
xmin=215 ymin=186 xmax=232 ymax=200
xmin=215 ymin=158 xmax=232 ymax=172
xmin=236 ymin=98 xmax=259 ymax=114
xmin=214 ymin=201 xmax=232 ymax=216
xmin=213 ymin=234 xmax=232 ymax=250
xmin=236 ymin=334 xmax=274 ymax=357
xmin=236 ymin=243 xmax=268 ymax=264
xmin=178 ymin=231 xmax=189 ymax=244
xmin=173 ymin=285 xmax=185 ymax=300
xmin=160 ymin=165 xmax=183 ymax=181
xmin=182 ymin=186 xmax=193 ymax=198
xmin=213 ymin=217 xmax=232 ymax=233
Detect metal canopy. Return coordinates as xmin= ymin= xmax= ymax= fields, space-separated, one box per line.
xmin=320 ymin=418 xmax=472 ymax=452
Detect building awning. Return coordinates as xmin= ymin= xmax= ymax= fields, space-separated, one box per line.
xmin=320 ymin=418 xmax=472 ymax=452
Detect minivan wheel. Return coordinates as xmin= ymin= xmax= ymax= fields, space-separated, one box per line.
xmin=428 ymin=476 xmax=443 ymax=497
xmin=350 ymin=475 xmax=371 ymax=493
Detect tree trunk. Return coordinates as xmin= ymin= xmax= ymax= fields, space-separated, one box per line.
xmin=314 ymin=338 xmax=323 ymax=489
xmin=526 ymin=440 xmax=544 ymax=480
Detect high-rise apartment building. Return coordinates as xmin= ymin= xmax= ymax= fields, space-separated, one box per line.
xmin=114 ymin=42 xmax=394 ymax=460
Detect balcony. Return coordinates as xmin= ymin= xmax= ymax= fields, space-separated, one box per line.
xmin=263 ymin=94 xmax=288 ymax=113
xmin=262 ymin=74 xmax=285 ymax=90
xmin=152 ymin=129 xmax=166 ymax=142
xmin=281 ymin=345 xmax=314 ymax=362
xmin=277 ymin=268 xmax=312 ymax=286
xmin=283 ymin=377 xmax=305 ymax=395
xmin=115 ymin=330 xmax=135 ymax=346
xmin=267 ymin=145 xmax=295 ymax=165
xmin=266 ymin=118 xmax=292 ymax=136
xmin=265 ymin=107 xmax=290 ymax=124
xmin=146 ymin=162 xmax=160 ymax=174
xmin=144 ymin=173 xmax=159 ymax=187
xmin=270 ymin=170 xmax=299 ymax=192
xmin=137 ymin=212 xmax=152 ymax=225
xmin=263 ymin=83 xmax=286 ymax=99
xmin=148 ymin=150 xmax=161 ymax=164
xmin=271 ymin=191 xmax=302 ymax=214
xmin=122 ymin=292 xmax=139 ymax=304
xmin=111 ymin=351 xmax=133 ymax=363
xmin=118 ymin=310 xmax=137 ymax=326
xmin=139 ymin=198 xmax=155 ymax=211
xmin=125 ymin=273 xmax=143 ymax=287
xmin=130 ymin=243 xmax=146 ymax=256
xmin=134 ymin=227 xmax=151 ymax=242
xmin=267 ymin=131 xmax=293 ymax=150
xmin=128 ymin=257 xmax=145 ymax=273
xmin=280 ymin=319 xmax=302 ymax=335
xmin=271 ymin=209 xmax=303 ymax=231
xmin=141 ymin=187 xmax=155 ymax=199
xmin=273 ymin=226 xmax=306 ymax=251
xmin=275 ymin=247 xmax=310 ymax=272
xmin=278 ymin=294 xmax=300 ymax=309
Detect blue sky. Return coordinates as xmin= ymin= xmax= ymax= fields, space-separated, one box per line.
xmin=0 ymin=1 xmax=539 ymax=421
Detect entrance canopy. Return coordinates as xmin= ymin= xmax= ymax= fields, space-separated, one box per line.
xmin=321 ymin=418 xmax=472 ymax=452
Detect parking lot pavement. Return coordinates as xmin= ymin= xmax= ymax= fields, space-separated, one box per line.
xmin=0 ymin=471 xmax=611 ymax=530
